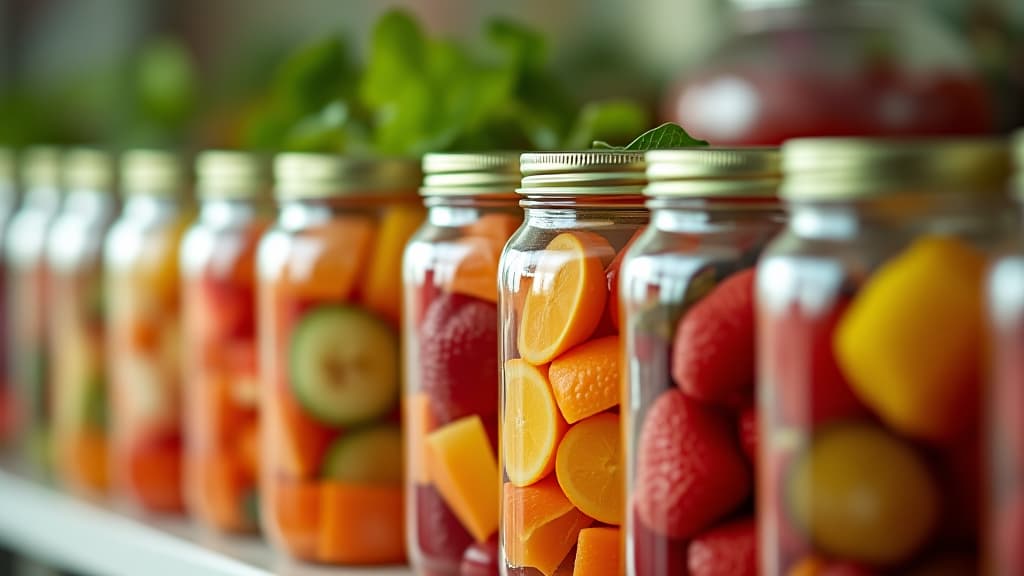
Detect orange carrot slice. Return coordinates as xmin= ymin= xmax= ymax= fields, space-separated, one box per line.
xmin=125 ymin=434 xmax=184 ymax=513
xmin=549 ymin=335 xmax=621 ymax=424
xmin=317 ymin=482 xmax=406 ymax=564
xmin=502 ymin=360 xmax=568 ymax=487
xmin=425 ymin=415 xmax=499 ymax=542
xmin=573 ymin=527 xmax=621 ymax=576
xmin=362 ymin=205 xmax=425 ymax=326
xmin=193 ymin=455 xmax=250 ymax=531
xmin=446 ymin=236 xmax=502 ymax=303
xmin=283 ymin=216 xmax=377 ymax=302
xmin=465 ymin=213 xmax=521 ymax=253
xmin=61 ymin=430 xmax=109 ymax=494
xmin=407 ymin=392 xmax=438 ymax=485
xmin=518 ymin=232 xmax=612 ymax=364
xmin=555 ymin=412 xmax=623 ymax=525
xmin=503 ymin=478 xmax=593 ymax=576
xmin=268 ymin=478 xmax=320 ymax=558
xmin=269 ymin=382 xmax=336 ymax=479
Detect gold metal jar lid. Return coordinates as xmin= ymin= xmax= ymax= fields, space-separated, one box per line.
xmin=274 ymin=153 xmax=422 ymax=201
xmin=121 ymin=149 xmax=185 ymax=197
xmin=63 ymin=148 xmax=115 ymax=193
xmin=22 ymin=146 xmax=62 ymax=190
xmin=645 ymin=147 xmax=781 ymax=197
xmin=782 ymin=138 xmax=1012 ymax=201
xmin=196 ymin=150 xmax=270 ymax=201
xmin=420 ymin=152 xmax=521 ymax=197
xmin=518 ymin=151 xmax=646 ymax=196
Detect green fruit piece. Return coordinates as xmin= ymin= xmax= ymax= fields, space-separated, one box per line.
xmin=322 ymin=424 xmax=403 ymax=484
xmin=289 ymin=305 xmax=399 ymax=426
xmin=787 ymin=424 xmax=940 ymax=567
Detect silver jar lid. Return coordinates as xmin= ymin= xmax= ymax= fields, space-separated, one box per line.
xmin=645 ymin=147 xmax=780 ymax=198
xmin=420 ymin=152 xmax=521 ymax=197
xmin=274 ymin=153 xmax=421 ymax=201
xmin=518 ymin=151 xmax=646 ymax=196
xmin=196 ymin=150 xmax=270 ymax=201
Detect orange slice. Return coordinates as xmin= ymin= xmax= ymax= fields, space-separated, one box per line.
xmin=446 ymin=236 xmax=502 ymax=303
xmin=503 ymin=478 xmax=594 ymax=576
xmin=317 ymin=482 xmax=406 ymax=564
xmin=503 ymin=360 xmax=568 ymax=486
xmin=555 ymin=412 xmax=623 ymax=525
xmin=518 ymin=232 xmax=613 ymax=365
xmin=573 ymin=527 xmax=621 ymax=576
xmin=549 ymin=335 xmax=621 ymax=423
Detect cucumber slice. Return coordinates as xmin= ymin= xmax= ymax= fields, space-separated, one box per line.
xmin=321 ymin=424 xmax=403 ymax=484
xmin=289 ymin=305 xmax=399 ymax=426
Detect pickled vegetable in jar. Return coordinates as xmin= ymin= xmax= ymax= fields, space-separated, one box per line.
xmin=47 ymin=149 xmax=118 ymax=496
xmin=258 ymin=153 xmax=422 ymax=565
xmin=0 ymin=149 xmax=20 ymax=446
xmin=499 ymin=151 xmax=648 ymax=576
xmin=758 ymin=138 xmax=1013 ymax=575
xmin=104 ymin=150 xmax=191 ymax=513
xmin=986 ymin=131 xmax=1024 ymax=576
xmin=620 ymin=148 xmax=783 ymax=576
xmin=403 ymin=152 xmax=522 ymax=576
xmin=182 ymin=151 xmax=271 ymax=533
xmin=5 ymin=147 xmax=63 ymax=472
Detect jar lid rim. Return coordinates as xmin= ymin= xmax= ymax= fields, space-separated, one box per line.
xmin=274 ymin=152 xmax=421 ymax=200
xmin=421 ymin=151 xmax=521 ymax=197
xmin=196 ymin=150 xmax=271 ymax=201
xmin=645 ymin=147 xmax=781 ymax=198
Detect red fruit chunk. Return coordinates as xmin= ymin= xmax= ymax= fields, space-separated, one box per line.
xmin=420 ymin=293 xmax=499 ymax=423
xmin=460 ymin=536 xmax=499 ymax=576
xmin=764 ymin=299 xmax=867 ymax=426
xmin=416 ymin=484 xmax=474 ymax=571
xmin=688 ymin=518 xmax=756 ymax=576
xmin=631 ymin=508 xmax=688 ymax=576
xmin=635 ymin=389 xmax=751 ymax=539
xmin=996 ymin=493 xmax=1024 ymax=575
xmin=672 ymin=269 xmax=756 ymax=408
xmin=738 ymin=407 xmax=757 ymax=466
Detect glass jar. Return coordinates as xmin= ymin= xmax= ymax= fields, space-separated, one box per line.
xmin=757 ymin=138 xmax=1013 ymax=575
xmin=987 ymin=131 xmax=1024 ymax=576
xmin=47 ymin=148 xmax=118 ymax=496
xmin=258 ymin=153 xmax=423 ymax=565
xmin=5 ymin=146 xmax=62 ymax=471
xmin=0 ymin=148 xmax=19 ymax=447
xmin=403 ymin=153 xmax=522 ymax=576
xmin=620 ymin=149 xmax=783 ymax=576
xmin=498 ymin=151 xmax=648 ymax=576
xmin=666 ymin=0 xmax=992 ymax=145
xmin=104 ymin=150 xmax=191 ymax=513
xmin=181 ymin=151 xmax=271 ymax=533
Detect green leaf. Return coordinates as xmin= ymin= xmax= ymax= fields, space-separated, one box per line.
xmin=594 ymin=122 xmax=709 ymax=151
xmin=360 ymin=10 xmax=427 ymax=110
xmin=486 ymin=19 xmax=546 ymax=72
xmin=564 ymin=100 xmax=649 ymax=149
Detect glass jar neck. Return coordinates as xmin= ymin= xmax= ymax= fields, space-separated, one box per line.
xmin=649 ymin=196 xmax=781 ymax=234
xmin=521 ymin=195 xmax=647 ymax=229
xmin=425 ymin=195 xmax=518 ymax=227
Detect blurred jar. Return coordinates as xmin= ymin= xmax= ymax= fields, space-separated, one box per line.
xmin=403 ymin=153 xmax=522 ymax=576
xmin=757 ymin=138 xmax=1013 ymax=575
xmin=47 ymin=149 xmax=118 ymax=496
xmin=258 ymin=154 xmax=422 ymax=565
xmin=620 ymin=149 xmax=783 ymax=576
xmin=104 ymin=150 xmax=191 ymax=513
xmin=182 ymin=151 xmax=271 ymax=533
xmin=666 ymin=0 xmax=992 ymax=145
xmin=0 ymin=149 xmax=19 ymax=447
xmin=5 ymin=146 xmax=62 ymax=472
xmin=987 ymin=130 xmax=1024 ymax=576
xmin=498 ymin=152 xmax=647 ymax=576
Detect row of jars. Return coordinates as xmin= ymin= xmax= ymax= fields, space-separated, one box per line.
xmin=0 ymin=135 xmax=1022 ymax=576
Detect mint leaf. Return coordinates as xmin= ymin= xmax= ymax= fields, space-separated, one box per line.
xmin=594 ymin=122 xmax=709 ymax=151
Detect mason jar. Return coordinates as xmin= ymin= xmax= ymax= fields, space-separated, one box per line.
xmin=47 ymin=148 xmax=118 ymax=496
xmin=620 ymin=148 xmax=783 ymax=576
xmin=5 ymin=146 xmax=62 ymax=471
xmin=498 ymin=151 xmax=648 ymax=576
xmin=987 ymin=131 xmax=1024 ymax=576
xmin=0 ymin=148 xmax=20 ymax=447
xmin=402 ymin=152 xmax=522 ymax=576
xmin=757 ymin=138 xmax=1013 ymax=575
xmin=258 ymin=153 xmax=422 ymax=564
xmin=181 ymin=151 xmax=271 ymax=533
xmin=104 ymin=150 xmax=191 ymax=513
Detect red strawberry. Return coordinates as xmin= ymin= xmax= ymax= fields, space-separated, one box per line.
xmin=688 ymin=518 xmax=756 ymax=576
xmin=737 ymin=407 xmax=757 ymax=466
xmin=672 ymin=269 xmax=756 ymax=408
xmin=635 ymin=388 xmax=752 ymax=539
xmin=416 ymin=484 xmax=474 ymax=571
xmin=763 ymin=299 xmax=867 ymax=426
xmin=420 ymin=293 xmax=499 ymax=423
xmin=631 ymin=507 xmax=689 ymax=576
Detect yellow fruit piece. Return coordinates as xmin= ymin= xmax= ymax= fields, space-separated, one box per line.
xmin=787 ymin=424 xmax=940 ymax=567
xmin=573 ymin=527 xmax=622 ymax=576
xmin=503 ymin=479 xmax=593 ymax=576
xmin=503 ymin=360 xmax=569 ymax=487
xmin=555 ymin=412 xmax=623 ymax=525
xmin=834 ymin=236 xmax=986 ymax=442
xmin=362 ymin=205 xmax=425 ymax=326
xmin=406 ymin=392 xmax=437 ymax=485
xmin=549 ymin=335 xmax=621 ymax=424
xmin=425 ymin=415 xmax=499 ymax=543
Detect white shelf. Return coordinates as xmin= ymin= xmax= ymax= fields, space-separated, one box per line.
xmin=0 ymin=468 xmax=411 ymax=576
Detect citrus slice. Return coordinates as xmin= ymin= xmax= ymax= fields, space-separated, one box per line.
xmin=549 ymin=335 xmax=621 ymax=423
xmin=555 ymin=412 xmax=623 ymax=525
xmin=518 ymin=232 xmax=612 ymax=365
xmin=502 ymin=359 xmax=568 ymax=487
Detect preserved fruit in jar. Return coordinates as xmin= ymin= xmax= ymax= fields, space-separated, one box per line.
xmin=403 ymin=152 xmax=522 ymax=576
xmin=0 ymin=149 xmax=20 ymax=446
xmin=757 ymin=138 xmax=1013 ymax=575
xmin=105 ymin=150 xmax=191 ymax=513
xmin=182 ymin=152 xmax=271 ymax=532
xmin=499 ymin=151 xmax=648 ymax=576
xmin=258 ymin=153 xmax=422 ymax=564
xmin=48 ymin=149 xmax=118 ymax=495
xmin=620 ymin=148 xmax=783 ymax=576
